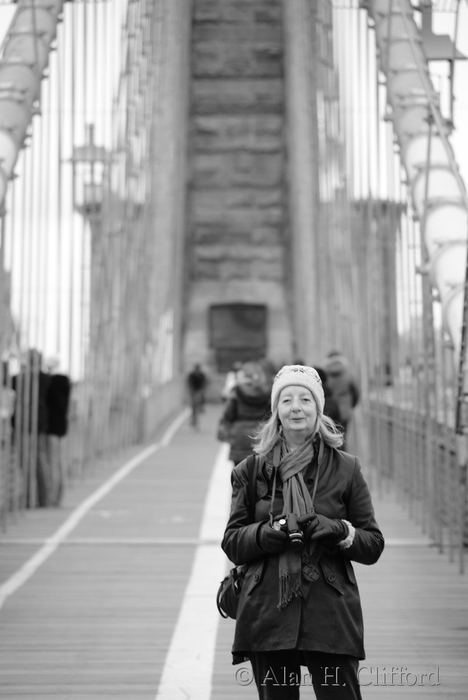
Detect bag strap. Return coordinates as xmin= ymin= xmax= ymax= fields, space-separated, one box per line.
xmin=246 ymin=453 xmax=261 ymax=517
xmin=245 ymin=444 xmax=281 ymax=526
xmin=268 ymin=442 xmax=282 ymax=525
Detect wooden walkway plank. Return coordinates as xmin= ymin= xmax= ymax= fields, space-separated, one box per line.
xmin=355 ymin=485 xmax=468 ymax=699
xmin=0 ymin=406 xmax=467 ymax=699
xmin=212 ymin=437 xmax=468 ymax=700
xmin=0 ymin=409 xmax=219 ymax=699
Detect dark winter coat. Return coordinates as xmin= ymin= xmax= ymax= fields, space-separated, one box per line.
xmin=187 ymin=368 xmax=207 ymax=392
xmin=221 ymin=442 xmax=384 ymax=663
xmin=221 ymin=384 xmax=271 ymax=464
xmin=312 ymin=366 xmax=341 ymax=426
xmin=326 ymin=368 xmax=360 ymax=425
xmin=47 ymin=374 xmax=71 ymax=437
xmin=323 ymin=385 xmax=341 ymax=425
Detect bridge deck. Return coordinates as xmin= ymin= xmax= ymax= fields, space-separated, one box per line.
xmin=0 ymin=406 xmax=466 ymax=699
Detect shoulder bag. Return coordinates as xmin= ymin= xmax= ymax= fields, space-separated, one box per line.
xmin=216 ymin=454 xmax=260 ymax=619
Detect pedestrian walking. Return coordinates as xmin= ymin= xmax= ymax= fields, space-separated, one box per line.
xmin=323 ymin=351 xmax=360 ymax=448
xmin=46 ymin=361 xmax=71 ymax=507
xmin=217 ymin=361 xmax=271 ymax=466
xmin=186 ymin=363 xmax=207 ymax=428
xmin=222 ymin=364 xmax=384 ymax=699
xmin=313 ymin=366 xmax=342 ymax=427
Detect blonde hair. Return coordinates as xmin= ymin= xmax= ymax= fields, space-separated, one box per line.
xmin=253 ymin=406 xmax=344 ymax=457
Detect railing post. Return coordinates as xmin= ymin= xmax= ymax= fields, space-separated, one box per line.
xmin=455 ymin=433 xmax=467 ymax=573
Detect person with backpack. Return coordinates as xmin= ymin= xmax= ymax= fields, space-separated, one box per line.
xmin=221 ymin=364 xmax=384 ymax=699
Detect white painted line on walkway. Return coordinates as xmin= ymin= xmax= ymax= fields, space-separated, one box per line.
xmin=160 ymin=410 xmax=191 ymax=447
xmin=0 ymin=537 xmax=434 ymax=548
xmin=384 ymin=538 xmax=432 ymax=547
xmin=0 ymin=537 xmax=225 ymax=546
xmin=155 ymin=441 xmax=233 ymax=700
xmin=0 ymin=408 xmax=190 ymax=610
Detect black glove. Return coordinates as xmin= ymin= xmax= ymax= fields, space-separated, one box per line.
xmin=308 ymin=514 xmax=348 ymax=543
xmin=257 ymin=523 xmax=289 ymax=554
xmin=299 ymin=513 xmax=319 ymax=543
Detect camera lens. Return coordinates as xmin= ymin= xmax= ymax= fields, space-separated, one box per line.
xmin=289 ymin=531 xmax=304 ymax=550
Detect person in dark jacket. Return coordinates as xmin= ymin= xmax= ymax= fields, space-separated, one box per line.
xmin=323 ymin=351 xmax=360 ymax=448
xmin=313 ymin=366 xmax=342 ymax=427
xmin=46 ymin=368 xmax=71 ymax=506
xmin=218 ymin=361 xmax=272 ymax=465
xmin=187 ymin=363 xmax=207 ymax=398
xmin=222 ymin=364 xmax=384 ymax=699
xmin=187 ymin=363 xmax=208 ymax=428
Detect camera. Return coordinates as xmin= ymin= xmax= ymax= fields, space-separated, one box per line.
xmin=275 ymin=513 xmax=304 ymax=550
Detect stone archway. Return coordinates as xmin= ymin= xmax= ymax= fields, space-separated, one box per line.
xmin=208 ymin=303 xmax=267 ymax=373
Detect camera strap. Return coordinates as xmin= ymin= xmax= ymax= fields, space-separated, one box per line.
xmin=246 ymin=453 xmax=265 ymax=518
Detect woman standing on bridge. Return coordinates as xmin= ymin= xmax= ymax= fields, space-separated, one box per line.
xmin=222 ymin=364 xmax=384 ymax=700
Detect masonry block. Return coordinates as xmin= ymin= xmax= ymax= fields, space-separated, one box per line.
xmin=194 ymin=1 xmax=281 ymax=25
xmin=192 ymin=151 xmax=283 ymax=189
xmin=192 ymin=227 xmax=283 ymax=247
xmin=192 ymin=79 xmax=284 ymax=115
xmin=192 ymin=201 xmax=283 ymax=232
xmin=192 ymin=24 xmax=282 ymax=43
xmin=193 ymin=41 xmax=282 ymax=78
xmin=192 ymin=188 xmax=283 ymax=215
xmin=192 ymin=115 xmax=283 ymax=152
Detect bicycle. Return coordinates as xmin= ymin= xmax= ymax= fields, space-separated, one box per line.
xmin=190 ymin=390 xmax=204 ymax=429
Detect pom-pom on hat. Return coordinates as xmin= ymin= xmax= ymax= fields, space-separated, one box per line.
xmin=271 ymin=365 xmax=325 ymax=414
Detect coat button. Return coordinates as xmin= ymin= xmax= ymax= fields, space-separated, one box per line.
xmin=327 ymin=574 xmax=335 ymax=582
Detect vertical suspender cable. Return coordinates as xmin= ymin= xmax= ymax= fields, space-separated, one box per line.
xmin=335 ymin=6 xmax=350 ymax=353
xmin=409 ymin=190 xmax=424 ymax=527
xmin=25 ymin=140 xmax=37 ymax=508
xmin=394 ymin=152 xmax=408 ymax=501
xmin=356 ymin=5 xmax=372 ymax=466
xmin=334 ymin=6 xmax=348 ymax=352
xmin=69 ymin=3 xmax=83 ymax=478
xmin=78 ymin=2 xmax=91 ymax=469
xmin=420 ymin=115 xmax=439 ymax=541
xmin=362 ymin=9 xmax=378 ymax=486
xmin=370 ymin=8 xmax=385 ymax=485
xmin=53 ymin=13 xmax=67 ymax=492
xmin=339 ymin=5 xmax=352 ymax=354
xmin=35 ymin=9 xmax=50 ymax=508
xmin=8 ymin=182 xmax=21 ymax=515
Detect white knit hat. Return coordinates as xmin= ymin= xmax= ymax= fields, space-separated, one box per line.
xmin=271 ymin=365 xmax=325 ymax=413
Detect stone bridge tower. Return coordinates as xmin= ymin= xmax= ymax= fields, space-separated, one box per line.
xmin=183 ymin=0 xmax=294 ymax=377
